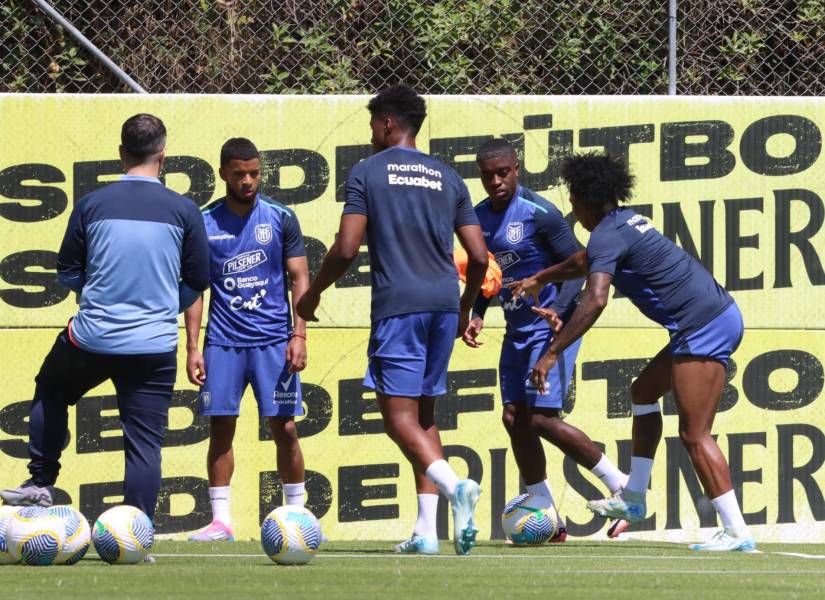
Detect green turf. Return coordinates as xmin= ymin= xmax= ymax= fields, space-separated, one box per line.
xmin=3 ymin=540 xmax=825 ymax=599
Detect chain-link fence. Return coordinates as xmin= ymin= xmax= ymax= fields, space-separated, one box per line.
xmin=1 ymin=0 xmax=824 ymax=95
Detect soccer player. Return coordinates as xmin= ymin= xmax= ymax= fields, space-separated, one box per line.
xmin=463 ymin=139 xmax=627 ymax=541
xmin=1 ymin=115 xmax=209 ymax=524
xmin=296 ymin=85 xmax=489 ymax=555
xmin=186 ymin=138 xmax=310 ymax=542
xmin=509 ymin=152 xmax=755 ymax=552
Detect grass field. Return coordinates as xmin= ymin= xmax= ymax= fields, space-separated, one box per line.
xmin=4 ymin=540 xmax=825 ymax=599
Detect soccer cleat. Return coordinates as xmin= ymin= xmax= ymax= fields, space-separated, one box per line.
xmin=0 ymin=479 xmax=54 ymax=507
xmin=188 ymin=520 xmax=235 ymax=542
xmin=394 ymin=534 xmax=440 ymax=555
xmin=143 ymin=555 xmax=156 ymax=564
xmin=688 ymin=529 xmax=756 ymax=552
xmin=451 ymin=479 xmax=481 ymax=555
xmin=607 ymin=519 xmax=631 ymax=538
xmin=549 ymin=525 xmax=567 ymax=544
xmin=586 ymin=489 xmax=646 ymax=523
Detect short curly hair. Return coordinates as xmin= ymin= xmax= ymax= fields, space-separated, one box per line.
xmin=367 ymin=85 xmax=427 ymax=136
xmin=561 ymin=152 xmax=634 ymax=208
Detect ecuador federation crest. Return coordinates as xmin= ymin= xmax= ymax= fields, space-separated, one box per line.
xmin=506 ymin=221 xmax=524 ymax=244
xmin=255 ymin=223 xmax=273 ymax=244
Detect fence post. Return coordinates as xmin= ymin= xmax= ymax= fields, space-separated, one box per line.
xmin=668 ymin=0 xmax=678 ymax=95
xmin=31 ymin=0 xmax=147 ymax=93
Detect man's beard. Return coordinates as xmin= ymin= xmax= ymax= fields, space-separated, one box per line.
xmin=228 ymin=188 xmax=256 ymax=204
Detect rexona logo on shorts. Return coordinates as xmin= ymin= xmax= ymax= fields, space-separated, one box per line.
xmin=223 ymin=250 xmax=268 ymax=275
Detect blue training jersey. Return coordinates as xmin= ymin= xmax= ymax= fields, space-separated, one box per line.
xmin=343 ymin=146 xmax=479 ymax=322
xmin=57 ymin=175 xmax=209 ymax=354
xmin=474 ymin=186 xmax=583 ymax=334
xmin=202 ymin=195 xmax=306 ymax=346
xmin=587 ymin=207 xmax=733 ymax=336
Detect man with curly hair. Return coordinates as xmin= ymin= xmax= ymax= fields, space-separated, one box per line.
xmin=509 ymin=152 xmax=754 ymax=552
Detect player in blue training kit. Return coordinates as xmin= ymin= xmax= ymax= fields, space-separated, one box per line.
xmin=509 ymin=152 xmax=755 ymax=552
xmin=0 ymin=114 xmax=210 ymax=526
xmin=463 ymin=140 xmax=628 ymax=541
xmin=298 ymin=85 xmax=489 ymax=556
xmin=186 ymin=139 xmax=310 ymax=542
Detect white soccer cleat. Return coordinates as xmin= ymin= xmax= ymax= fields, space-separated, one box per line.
xmin=0 ymin=479 xmax=54 ymax=507
xmin=394 ymin=534 xmax=439 ymax=555
xmin=586 ymin=489 xmax=646 ymax=523
xmin=451 ymin=479 xmax=481 ymax=555
xmin=689 ymin=529 xmax=756 ymax=552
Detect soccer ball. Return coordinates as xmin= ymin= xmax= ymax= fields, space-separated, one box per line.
xmin=92 ymin=505 xmax=154 ymax=565
xmin=501 ymin=493 xmax=559 ymax=545
xmin=261 ymin=505 xmax=322 ymax=565
xmin=0 ymin=505 xmax=22 ymax=564
xmin=48 ymin=506 xmax=91 ymax=565
xmin=5 ymin=505 xmax=66 ymax=566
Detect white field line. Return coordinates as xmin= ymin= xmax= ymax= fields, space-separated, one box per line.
xmin=144 ymin=552 xmax=824 ymax=563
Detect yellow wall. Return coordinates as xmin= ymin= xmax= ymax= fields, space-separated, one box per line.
xmin=1 ymin=95 xmax=823 ymax=542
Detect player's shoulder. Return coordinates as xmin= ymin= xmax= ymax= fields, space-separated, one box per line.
xmin=589 ymin=208 xmax=630 ymax=244
xmin=200 ymin=198 xmax=225 ymax=219
xmin=474 ymin=197 xmax=492 ymax=212
xmin=516 ymin=188 xmax=563 ymax=218
xmin=257 ymin=195 xmax=296 ymax=218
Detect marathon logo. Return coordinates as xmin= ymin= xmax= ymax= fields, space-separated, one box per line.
xmin=494 ymin=250 xmax=521 ymax=270
xmin=223 ymin=250 xmax=268 ymax=275
xmin=387 ymin=163 xmax=443 ymax=191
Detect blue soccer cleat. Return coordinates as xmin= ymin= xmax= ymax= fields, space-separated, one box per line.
xmin=394 ymin=534 xmax=440 ymax=555
xmin=451 ymin=479 xmax=481 ymax=555
xmin=586 ymin=489 xmax=646 ymax=523
xmin=689 ymin=529 xmax=756 ymax=552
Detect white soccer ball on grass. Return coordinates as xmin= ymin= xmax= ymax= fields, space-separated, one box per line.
xmin=261 ymin=505 xmax=323 ymax=565
xmin=92 ymin=505 xmax=154 ymax=565
xmin=501 ymin=493 xmax=559 ymax=546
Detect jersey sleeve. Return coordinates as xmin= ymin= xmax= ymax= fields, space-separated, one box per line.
xmin=180 ymin=201 xmax=210 ymax=292
xmin=282 ymin=209 xmax=307 ymax=258
xmin=343 ymin=162 xmax=368 ymax=216
xmin=587 ymin=225 xmax=628 ymax=276
xmin=454 ymin=179 xmax=479 ymax=227
xmin=56 ymin=197 xmax=88 ymax=293
xmin=534 ymin=205 xmax=579 ymax=262
xmin=534 ymin=205 xmax=584 ymax=316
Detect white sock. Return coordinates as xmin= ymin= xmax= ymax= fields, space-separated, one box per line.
xmin=525 ymin=480 xmax=556 ymax=506
xmin=413 ymin=493 xmax=439 ymax=537
xmin=209 ymin=486 xmax=231 ymax=526
xmin=625 ymin=456 xmax=654 ymax=495
xmin=284 ymin=482 xmax=306 ymax=506
xmin=425 ymin=459 xmax=459 ymax=497
xmin=711 ymin=489 xmax=747 ymax=532
xmin=590 ymin=454 xmax=627 ymax=494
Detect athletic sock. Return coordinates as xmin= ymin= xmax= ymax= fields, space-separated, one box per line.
xmin=525 ymin=479 xmax=556 ymax=506
xmin=711 ymin=489 xmax=747 ymax=532
xmin=209 ymin=486 xmax=231 ymax=526
xmin=425 ymin=459 xmax=459 ymax=498
xmin=284 ymin=482 xmax=306 ymax=506
xmin=413 ymin=493 xmax=439 ymax=537
xmin=590 ymin=454 xmax=627 ymax=494
xmin=625 ymin=456 xmax=654 ymax=495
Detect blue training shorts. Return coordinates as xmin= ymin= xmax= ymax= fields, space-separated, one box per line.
xmin=499 ymin=328 xmax=581 ymax=409
xmin=363 ymin=311 xmax=458 ymax=398
xmin=198 ymin=342 xmax=303 ymax=417
xmin=669 ymin=302 xmax=744 ymax=366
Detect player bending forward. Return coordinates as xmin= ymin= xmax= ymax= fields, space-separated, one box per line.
xmin=464 ymin=139 xmax=628 ymax=541
xmin=510 ymin=152 xmax=755 ymax=552
xmin=188 ymin=138 xmax=310 ymax=542
xmin=297 ymin=85 xmax=489 ymax=555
